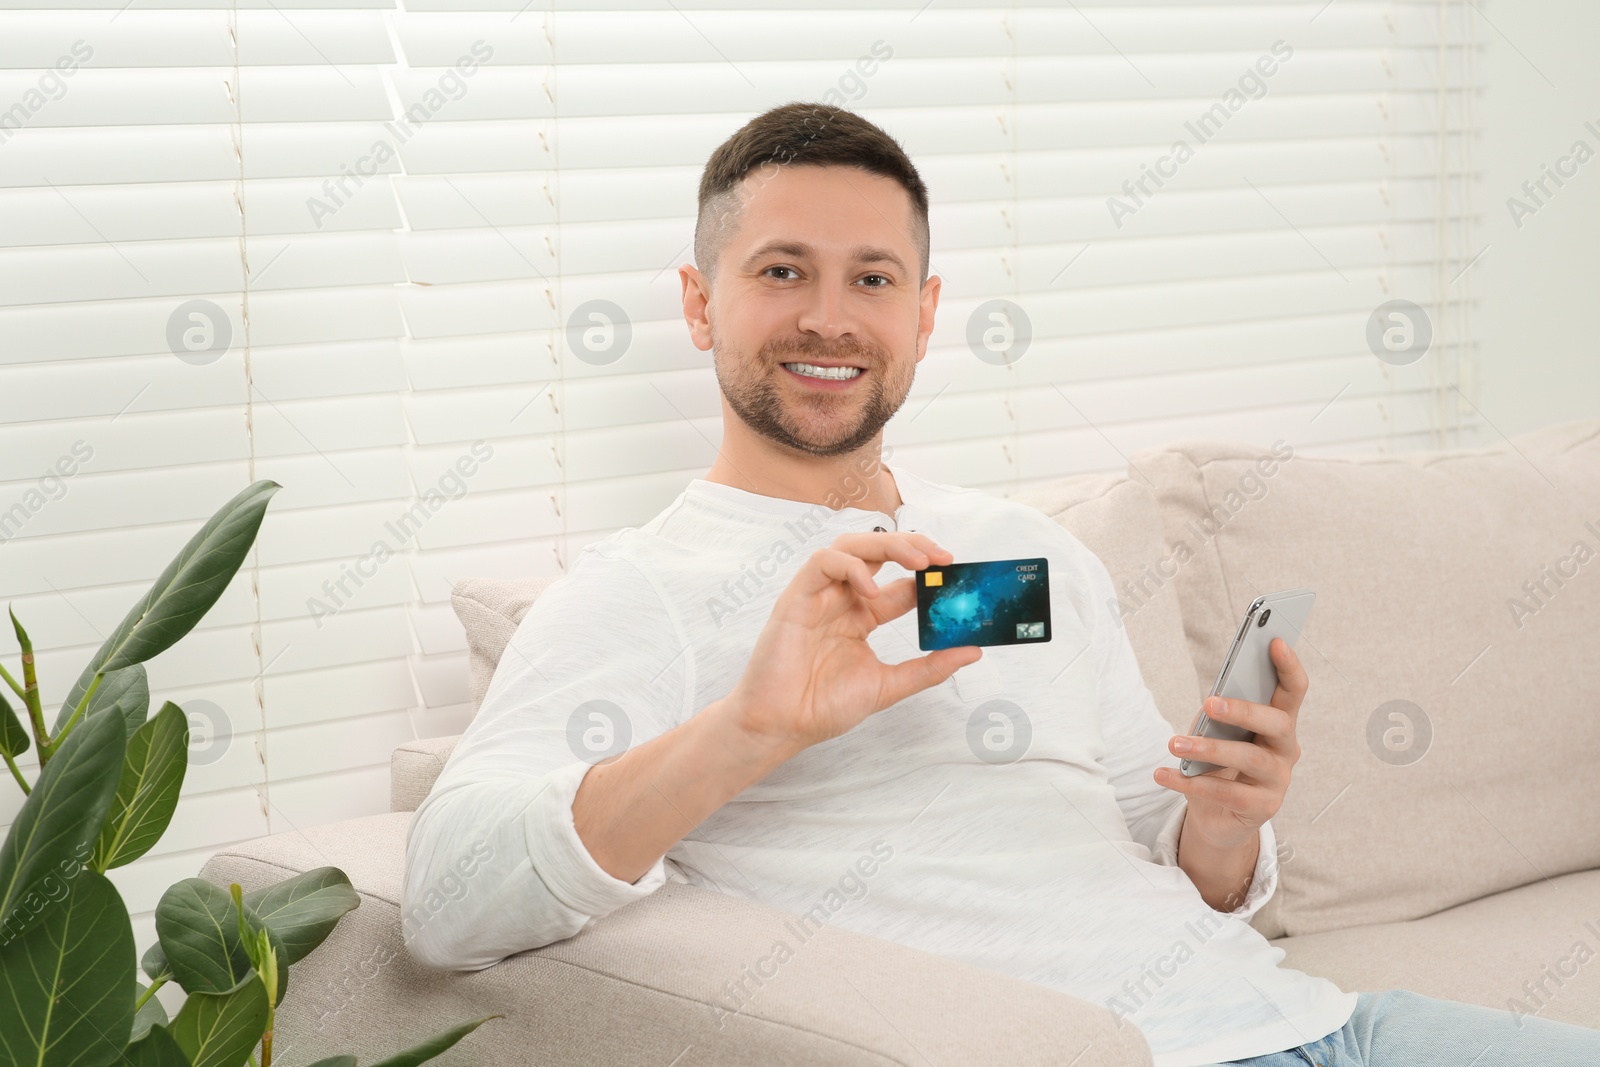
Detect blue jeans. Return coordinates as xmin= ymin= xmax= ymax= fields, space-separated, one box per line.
xmin=1201 ymin=989 xmax=1600 ymax=1066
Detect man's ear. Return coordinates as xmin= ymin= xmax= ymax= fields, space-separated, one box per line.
xmin=680 ymin=263 xmax=714 ymax=352
xmin=915 ymin=274 xmax=941 ymax=361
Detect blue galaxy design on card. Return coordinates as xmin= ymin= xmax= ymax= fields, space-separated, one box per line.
xmin=915 ymin=557 xmax=1052 ymax=650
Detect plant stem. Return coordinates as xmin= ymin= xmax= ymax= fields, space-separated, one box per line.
xmin=261 ymin=1021 xmax=273 ymax=1067
xmin=1 ymin=751 xmax=27 ymax=795
xmin=44 ymin=672 xmax=103 ymax=762
xmin=0 ymin=661 xmax=24 ymax=702
xmin=135 ymin=977 xmax=165 ymax=1011
xmin=11 ymin=624 xmax=49 ymax=763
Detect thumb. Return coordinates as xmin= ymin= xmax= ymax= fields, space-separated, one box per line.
xmin=878 ymin=646 xmax=984 ymax=709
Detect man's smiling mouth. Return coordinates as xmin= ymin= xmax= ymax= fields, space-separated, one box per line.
xmin=782 ymin=362 xmax=865 ymax=380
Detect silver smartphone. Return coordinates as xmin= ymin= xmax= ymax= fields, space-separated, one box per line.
xmin=1179 ymin=588 xmax=1316 ymax=777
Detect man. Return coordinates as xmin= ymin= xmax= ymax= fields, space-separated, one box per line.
xmin=402 ymin=103 xmax=1600 ymax=1066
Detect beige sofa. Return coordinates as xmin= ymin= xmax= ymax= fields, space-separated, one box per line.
xmin=201 ymin=420 xmax=1600 ymax=1065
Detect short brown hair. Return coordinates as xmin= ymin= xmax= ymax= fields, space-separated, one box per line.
xmin=694 ymin=102 xmax=930 ymax=291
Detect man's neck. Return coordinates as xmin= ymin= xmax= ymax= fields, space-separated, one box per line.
xmin=704 ymin=451 xmax=902 ymax=515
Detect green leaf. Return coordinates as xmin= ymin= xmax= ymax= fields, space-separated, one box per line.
xmin=0 ymin=707 xmax=125 ymax=937
xmin=0 ymin=870 xmax=135 ymax=1067
xmin=132 ymin=980 xmax=171 ymax=1043
xmin=0 ymin=689 xmax=29 ymax=759
xmin=155 ymin=878 xmax=255 ymax=995
xmin=57 ymin=480 xmax=280 ymax=720
xmin=304 ymin=1059 xmax=356 ymax=1067
xmin=55 ymin=662 xmax=149 ymax=737
xmin=111 ymin=663 xmax=153 ymax=737
xmin=155 ymin=878 xmax=288 ymax=1004
xmin=142 ymin=939 xmax=173 ymax=984
xmin=243 ymin=866 xmax=359 ymax=965
xmin=169 ymin=980 xmax=268 ymax=1067
xmin=95 ymin=702 xmax=189 ymax=870
xmin=124 ymin=1025 xmax=191 ymax=1067
xmin=366 ymin=1016 xmax=499 ymax=1067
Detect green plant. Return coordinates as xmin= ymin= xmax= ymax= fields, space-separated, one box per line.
xmin=0 ymin=481 xmax=495 ymax=1067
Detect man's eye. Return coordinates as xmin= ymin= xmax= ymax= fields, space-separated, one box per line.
xmin=860 ymin=274 xmax=890 ymax=287
xmin=764 ymin=266 xmax=797 ymax=280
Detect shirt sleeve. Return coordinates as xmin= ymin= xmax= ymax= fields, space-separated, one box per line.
xmin=1149 ymin=797 xmax=1281 ymax=921
xmin=402 ymin=544 xmax=694 ymax=970
xmin=1077 ymin=542 xmax=1279 ymax=921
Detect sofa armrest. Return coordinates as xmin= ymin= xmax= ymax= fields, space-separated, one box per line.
xmin=390 ymin=734 xmax=460 ymax=813
xmin=201 ymin=815 xmax=1153 ymax=1067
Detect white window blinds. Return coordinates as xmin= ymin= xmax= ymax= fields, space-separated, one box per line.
xmin=0 ymin=1 xmax=1480 ymax=949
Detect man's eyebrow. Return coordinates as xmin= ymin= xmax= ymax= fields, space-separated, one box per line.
xmin=741 ymin=240 xmax=909 ymax=277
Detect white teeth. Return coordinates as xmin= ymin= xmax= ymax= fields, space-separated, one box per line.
xmin=784 ymin=362 xmax=863 ymax=380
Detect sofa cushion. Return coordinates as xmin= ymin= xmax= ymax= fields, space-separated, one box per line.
xmin=452 ymin=576 xmax=562 ymax=712
xmin=391 ymin=735 xmax=461 ymax=813
xmin=1270 ymin=868 xmax=1600 ymax=1029
xmin=1134 ymin=420 xmax=1600 ymax=938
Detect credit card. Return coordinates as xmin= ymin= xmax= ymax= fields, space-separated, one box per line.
xmin=915 ymin=557 xmax=1051 ymax=650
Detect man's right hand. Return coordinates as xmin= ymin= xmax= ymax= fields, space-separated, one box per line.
xmin=723 ymin=531 xmax=984 ymax=755
xmin=572 ymin=531 xmax=982 ymax=885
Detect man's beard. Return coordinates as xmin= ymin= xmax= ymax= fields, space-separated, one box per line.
xmin=711 ymin=327 xmax=914 ymax=459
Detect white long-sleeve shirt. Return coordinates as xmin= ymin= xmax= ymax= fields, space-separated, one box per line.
xmin=403 ymin=460 xmax=1357 ymax=1066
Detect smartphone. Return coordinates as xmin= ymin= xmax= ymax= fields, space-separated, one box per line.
xmin=1179 ymin=588 xmax=1316 ymax=777
xmin=915 ymin=557 xmax=1052 ymax=651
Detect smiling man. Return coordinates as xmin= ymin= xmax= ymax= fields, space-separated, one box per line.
xmin=402 ymin=103 xmax=1600 ymax=1067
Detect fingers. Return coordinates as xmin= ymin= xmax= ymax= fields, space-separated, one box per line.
xmin=830 ymin=530 xmax=953 ymax=570
xmin=1193 ymin=694 xmax=1298 ymax=760
xmin=809 ymin=547 xmax=885 ymax=601
xmin=880 ymin=645 xmax=983 ymax=709
xmin=1169 ymin=731 xmax=1287 ymax=787
xmin=855 ymin=575 xmax=918 ymax=626
xmin=804 ymin=532 xmax=955 ymax=601
xmin=1269 ymin=637 xmax=1309 ymax=718
xmin=1155 ymin=764 xmax=1279 ymax=820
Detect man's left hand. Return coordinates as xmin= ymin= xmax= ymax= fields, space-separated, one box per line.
xmin=1154 ymin=636 xmax=1307 ymax=852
